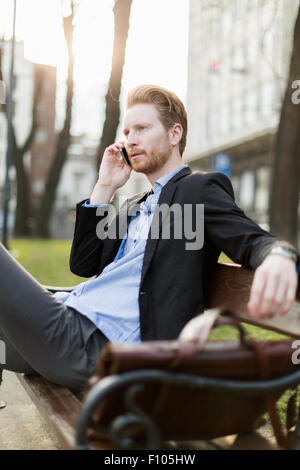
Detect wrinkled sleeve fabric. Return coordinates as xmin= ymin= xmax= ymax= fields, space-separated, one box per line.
xmin=69 ymin=199 xmax=110 ymax=277
xmin=202 ymin=172 xmax=278 ymax=269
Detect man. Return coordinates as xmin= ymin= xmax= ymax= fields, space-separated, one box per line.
xmin=0 ymin=85 xmax=299 ymax=391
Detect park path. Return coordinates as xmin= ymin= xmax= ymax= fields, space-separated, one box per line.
xmin=0 ymin=370 xmax=62 ymax=450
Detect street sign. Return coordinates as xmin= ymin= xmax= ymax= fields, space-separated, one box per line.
xmin=213 ymin=153 xmax=232 ymax=179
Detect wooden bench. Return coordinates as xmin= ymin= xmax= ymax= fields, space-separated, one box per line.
xmin=16 ymin=263 xmax=300 ymax=450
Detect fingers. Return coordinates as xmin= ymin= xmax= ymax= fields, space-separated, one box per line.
xmin=102 ymin=142 xmax=129 ymax=171
xmin=247 ymin=255 xmax=298 ymax=319
xmin=273 ymin=281 xmax=289 ymax=317
xmin=106 ymin=142 xmax=124 ymax=157
xmin=98 ymin=140 xmax=131 ymax=189
xmin=279 ymin=280 xmax=298 ymax=317
xmin=247 ymin=269 xmax=268 ymax=317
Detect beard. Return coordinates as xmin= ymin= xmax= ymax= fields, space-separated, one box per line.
xmin=131 ymin=141 xmax=173 ymax=175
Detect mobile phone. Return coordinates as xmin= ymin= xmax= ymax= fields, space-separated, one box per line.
xmin=119 ymin=147 xmax=131 ymax=166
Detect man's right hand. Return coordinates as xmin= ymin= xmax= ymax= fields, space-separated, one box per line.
xmin=90 ymin=142 xmax=132 ymax=204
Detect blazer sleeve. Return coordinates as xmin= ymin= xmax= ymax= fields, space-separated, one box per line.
xmin=202 ymin=172 xmax=278 ymax=269
xmin=69 ymin=199 xmax=110 ymax=277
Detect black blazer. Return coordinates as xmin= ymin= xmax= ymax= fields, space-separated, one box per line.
xmin=70 ymin=167 xmax=277 ymax=340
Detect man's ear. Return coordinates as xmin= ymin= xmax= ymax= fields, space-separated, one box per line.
xmin=169 ymin=123 xmax=183 ymax=147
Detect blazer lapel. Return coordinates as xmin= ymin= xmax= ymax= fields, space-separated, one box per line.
xmin=114 ymin=191 xmax=148 ymax=238
xmin=140 ymin=166 xmax=192 ymax=285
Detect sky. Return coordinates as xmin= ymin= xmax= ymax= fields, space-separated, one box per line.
xmin=0 ymin=0 xmax=190 ymax=139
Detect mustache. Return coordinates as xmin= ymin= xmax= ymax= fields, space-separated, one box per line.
xmin=128 ymin=149 xmax=145 ymax=156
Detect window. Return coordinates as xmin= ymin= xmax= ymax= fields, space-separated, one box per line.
xmin=207 ymin=109 xmax=219 ymax=140
xmin=219 ymin=104 xmax=229 ymax=135
xmin=259 ymin=81 xmax=273 ymax=116
xmin=244 ymin=89 xmax=257 ymax=124
xmin=222 ymin=11 xmax=232 ymax=36
xmin=73 ymin=172 xmax=84 ymax=193
xmin=247 ymin=0 xmax=257 ymax=12
xmin=232 ymin=97 xmax=243 ymax=130
xmin=232 ymin=46 xmax=246 ymax=73
xmin=247 ymin=36 xmax=258 ymax=66
xmin=231 ymin=175 xmax=240 ymax=199
xmin=232 ymin=0 xmax=243 ymax=21
xmin=239 ymin=171 xmax=255 ymax=211
xmin=255 ymin=167 xmax=270 ymax=213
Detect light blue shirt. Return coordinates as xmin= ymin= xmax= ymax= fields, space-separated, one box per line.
xmin=54 ymin=166 xmax=187 ymax=343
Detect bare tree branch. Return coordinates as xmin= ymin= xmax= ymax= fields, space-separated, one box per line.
xmin=34 ymin=5 xmax=75 ymax=237
xmin=95 ymin=0 xmax=133 ymax=168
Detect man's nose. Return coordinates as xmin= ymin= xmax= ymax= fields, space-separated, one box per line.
xmin=126 ymin=130 xmax=138 ymax=147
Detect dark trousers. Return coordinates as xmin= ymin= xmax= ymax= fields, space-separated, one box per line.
xmin=0 ymin=243 xmax=108 ymax=391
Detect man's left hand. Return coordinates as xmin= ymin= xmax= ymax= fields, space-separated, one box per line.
xmin=247 ymin=254 xmax=298 ymax=319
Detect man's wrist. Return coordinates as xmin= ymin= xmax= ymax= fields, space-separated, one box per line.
xmin=269 ymin=245 xmax=298 ymax=264
xmin=90 ymin=182 xmax=116 ymax=204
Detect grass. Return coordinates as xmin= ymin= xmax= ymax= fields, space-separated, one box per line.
xmin=7 ymin=239 xmax=299 ymax=427
xmin=9 ymin=238 xmax=87 ymax=287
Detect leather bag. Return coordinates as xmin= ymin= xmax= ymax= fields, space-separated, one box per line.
xmin=88 ymin=308 xmax=299 ymax=448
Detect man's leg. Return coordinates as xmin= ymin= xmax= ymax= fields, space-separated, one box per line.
xmin=0 ymin=243 xmax=108 ymax=390
xmin=0 ymin=305 xmax=38 ymax=410
xmin=0 ymin=328 xmax=37 ymax=375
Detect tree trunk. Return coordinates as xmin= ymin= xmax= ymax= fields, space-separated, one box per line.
xmin=95 ymin=0 xmax=133 ymax=169
xmin=0 ymin=39 xmax=4 ymax=113
xmin=269 ymin=6 xmax=300 ymax=249
xmin=0 ymin=39 xmax=39 ymax=237
xmin=34 ymin=11 xmax=74 ymax=238
xmin=12 ymin=138 xmax=31 ymax=236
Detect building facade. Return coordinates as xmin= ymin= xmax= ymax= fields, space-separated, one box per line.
xmin=185 ymin=0 xmax=300 ymax=225
xmin=0 ymin=40 xmax=34 ymax=236
xmin=0 ymin=40 xmax=98 ymax=238
xmin=30 ymin=63 xmax=57 ymax=211
xmin=50 ymin=135 xmax=99 ymax=238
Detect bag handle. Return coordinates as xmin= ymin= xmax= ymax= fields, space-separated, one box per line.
xmin=151 ymin=308 xmax=246 ymax=418
xmin=177 ymin=308 xmax=297 ymax=449
xmin=177 ymin=307 xmax=249 ymax=357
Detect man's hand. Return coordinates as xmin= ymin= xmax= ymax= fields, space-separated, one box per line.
xmin=90 ymin=142 xmax=132 ymax=204
xmin=247 ymin=254 xmax=298 ymax=319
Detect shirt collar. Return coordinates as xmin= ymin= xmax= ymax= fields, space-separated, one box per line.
xmin=151 ymin=165 xmax=187 ymax=194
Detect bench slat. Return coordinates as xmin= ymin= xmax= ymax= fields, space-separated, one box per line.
xmin=17 ymin=374 xmax=81 ymax=449
xmin=206 ymin=264 xmax=300 ymax=338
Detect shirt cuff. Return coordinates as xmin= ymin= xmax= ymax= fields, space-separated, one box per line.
xmin=82 ymin=199 xmax=110 ymax=208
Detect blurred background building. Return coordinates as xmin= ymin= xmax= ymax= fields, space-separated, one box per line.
xmin=1 ymin=0 xmax=299 ymax=238
xmin=0 ymin=40 xmax=34 ymax=234
xmin=51 ymin=135 xmax=98 ymax=237
xmin=0 ymin=40 xmax=97 ymax=238
xmin=30 ymin=63 xmax=57 ymax=212
xmin=185 ymin=0 xmax=300 ymax=226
